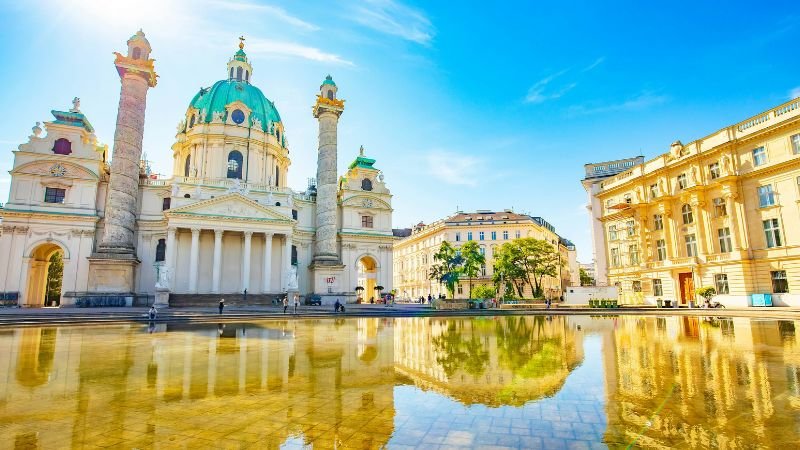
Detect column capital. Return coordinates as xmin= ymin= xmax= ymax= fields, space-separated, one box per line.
xmin=214 ymin=229 xmax=224 ymax=238
xmin=167 ymin=226 xmax=178 ymax=233
xmin=244 ymin=231 xmax=254 ymax=238
xmin=190 ymin=227 xmax=201 ymax=235
xmin=264 ymin=232 xmax=274 ymax=238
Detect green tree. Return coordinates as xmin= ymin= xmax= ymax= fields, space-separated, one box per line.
xmin=472 ymin=284 xmax=496 ymax=299
xmin=491 ymin=238 xmax=563 ymax=298
xmin=45 ymin=251 xmax=63 ymax=306
xmin=429 ymin=241 xmax=463 ymax=299
xmin=492 ymin=242 xmax=527 ymax=298
xmin=459 ymin=241 xmax=485 ymax=299
xmin=579 ymin=268 xmax=594 ymax=286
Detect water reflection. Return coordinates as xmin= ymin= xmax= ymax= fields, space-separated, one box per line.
xmin=0 ymin=315 xmax=799 ymax=448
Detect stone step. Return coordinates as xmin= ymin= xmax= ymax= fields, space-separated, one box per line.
xmin=169 ymin=294 xmax=285 ymax=307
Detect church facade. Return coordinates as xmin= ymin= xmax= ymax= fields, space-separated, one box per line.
xmin=0 ymin=32 xmax=394 ymax=307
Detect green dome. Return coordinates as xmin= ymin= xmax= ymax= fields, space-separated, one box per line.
xmin=322 ymin=74 xmax=336 ymax=86
xmin=188 ymin=79 xmax=281 ymax=132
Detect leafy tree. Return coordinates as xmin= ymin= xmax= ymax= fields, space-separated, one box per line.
xmin=459 ymin=241 xmax=485 ymax=299
xmin=491 ymin=238 xmax=563 ymax=298
xmin=492 ymin=242 xmax=527 ymax=297
xmin=429 ymin=241 xmax=463 ymax=299
xmin=696 ymin=286 xmax=716 ymax=301
xmin=579 ymin=268 xmax=594 ymax=286
xmin=471 ymin=284 xmax=496 ymax=299
xmin=46 ymin=251 xmax=63 ymax=306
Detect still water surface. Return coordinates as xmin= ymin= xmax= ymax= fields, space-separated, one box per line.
xmin=1 ymin=315 xmax=800 ymax=449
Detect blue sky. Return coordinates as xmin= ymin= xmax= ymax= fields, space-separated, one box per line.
xmin=1 ymin=0 xmax=798 ymax=262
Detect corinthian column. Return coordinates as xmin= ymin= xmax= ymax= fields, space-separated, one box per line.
xmin=212 ymin=229 xmax=223 ymax=293
xmin=262 ymin=233 xmax=273 ymax=293
xmin=188 ymin=228 xmax=201 ymax=293
xmin=98 ymin=31 xmax=158 ymax=255
xmin=242 ymin=231 xmax=253 ymax=292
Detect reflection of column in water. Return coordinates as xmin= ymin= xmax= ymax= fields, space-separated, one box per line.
xmin=182 ymin=333 xmax=192 ymax=400
xmin=207 ymin=330 xmax=217 ymax=397
xmin=239 ymin=327 xmax=247 ymax=394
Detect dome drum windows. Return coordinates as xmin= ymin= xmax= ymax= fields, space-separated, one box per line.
xmin=227 ymin=150 xmax=243 ymax=179
xmin=231 ymin=109 xmax=245 ymax=124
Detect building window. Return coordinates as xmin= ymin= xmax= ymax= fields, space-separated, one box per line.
xmin=189 ymin=114 xmax=196 ymax=128
xmin=455 ymin=232 xmax=461 ymax=242
xmin=718 ymin=227 xmax=732 ymax=253
xmin=656 ymin=239 xmax=667 ymax=261
xmin=715 ymin=274 xmax=729 ymax=295
xmin=764 ymin=218 xmax=783 ymax=248
xmin=132 ymin=47 xmax=142 ymax=60
xmin=292 ymin=209 xmax=298 ymax=220
xmin=624 ymin=193 xmax=632 ymax=204
xmin=291 ymin=245 xmax=298 ymax=265
xmin=467 ymin=231 xmax=473 ymax=241
xmin=653 ymin=279 xmax=663 ymax=296
xmin=52 ymin=138 xmax=72 ymax=155
xmin=275 ymin=167 xmax=280 ymax=186
xmin=758 ymin=185 xmax=776 ymax=207
xmin=650 ymin=184 xmax=658 ymax=199
xmin=361 ymin=216 xmax=373 ymax=228
xmin=709 ymin=162 xmax=720 ymax=179
xmin=231 ymin=109 xmax=245 ymax=125
xmin=772 ymin=271 xmax=788 ymax=293
xmin=515 ymin=230 xmax=521 ymax=239
xmin=361 ymin=178 xmax=373 ymax=191
xmin=226 ymin=150 xmax=243 ymax=179
xmin=632 ymin=281 xmax=642 ymax=292
xmin=491 ymin=231 xmax=496 ymax=240
xmin=653 ymin=214 xmax=663 ymax=231
xmin=626 ymin=220 xmax=635 ymax=237
xmin=44 ymin=187 xmax=66 ymax=203
xmin=713 ymin=197 xmax=727 ymax=217
xmin=792 ymin=134 xmax=800 ymax=154
xmin=609 ymin=225 xmax=618 ymax=241
xmin=236 ymin=66 xmax=243 ymax=82
xmin=685 ymin=234 xmax=698 ymax=257
xmin=681 ymin=204 xmax=693 ymax=224
xmin=503 ymin=230 xmax=508 ymax=240
xmin=184 ymin=155 xmax=191 ymax=177
xmin=753 ymin=146 xmax=767 ymax=166
xmin=629 ymin=244 xmax=639 ymax=265
xmin=479 ymin=231 xmax=484 ymax=241
xmin=481 ymin=265 xmax=486 ymax=276
xmin=155 ymin=239 xmax=166 ymax=262
xmin=457 ymin=284 xmax=463 ymax=294
xmin=677 ymin=173 xmax=688 ymax=190
xmin=611 ymin=248 xmax=619 ymax=267
xmin=162 ymin=197 xmax=171 ymax=211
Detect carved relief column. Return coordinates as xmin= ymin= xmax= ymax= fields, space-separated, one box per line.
xmin=262 ymin=233 xmax=273 ymax=293
xmin=212 ymin=229 xmax=223 ymax=293
xmin=188 ymin=228 xmax=201 ymax=293
xmin=242 ymin=231 xmax=253 ymax=293
xmin=283 ymin=234 xmax=292 ymax=291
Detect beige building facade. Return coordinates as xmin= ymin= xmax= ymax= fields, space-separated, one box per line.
xmin=392 ymin=210 xmax=577 ymax=300
xmin=592 ymin=97 xmax=800 ymax=307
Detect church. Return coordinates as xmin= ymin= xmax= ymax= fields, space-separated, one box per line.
xmin=0 ymin=31 xmax=394 ymax=308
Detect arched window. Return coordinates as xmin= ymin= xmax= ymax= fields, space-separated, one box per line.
xmin=361 ymin=178 xmax=373 ymax=191
xmin=227 ymin=150 xmax=243 ymax=179
xmin=275 ymin=201 xmax=281 ymax=206
xmin=236 ymin=67 xmax=243 ymax=81
xmin=155 ymin=239 xmax=166 ymax=262
xmin=52 ymin=138 xmax=72 ymax=155
xmin=184 ymin=193 xmax=191 ymax=198
xmin=276 ymin=130 xmax=281 ymax=144
xmin=275 ymin=166 xmax=280 ymax=186
xmin=327 ymin=90 xmax=334 ymax=100
xmin=291 ymin=245 xmax=297 ymax=265
xmin=230 ymin=67 xmax=234 ymax=79
xmin=245 ymin=70 xmax=249 ymax=82
xmin=681 ymin=204 xmax=694 ymax=224
xmin=189 ymin=115 xmax=195 ymax=128
xmin=132 ymin=47 xmax=142 ymax=60
xmin=184 ymin=155 xmax=191 ymax=177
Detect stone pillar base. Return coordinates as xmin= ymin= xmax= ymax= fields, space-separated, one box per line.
xmin=309 ymin=263 xmax=348 ymax=304
xmin=154 ymin=289 xmax=170 ymax=308
xmin=87 ymin=254 xmax=139 ymax=294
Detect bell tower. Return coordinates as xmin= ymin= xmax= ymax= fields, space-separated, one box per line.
xmin=310 ymin=75 xmax=347 ymax=304
xmin=87 ymin=30 xmax=157 ymax=301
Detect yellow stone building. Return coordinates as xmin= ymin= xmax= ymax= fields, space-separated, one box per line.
xmin=392 ymin=210 xmax=578 ymax=300
xmin=593 ymin=97 xmax=800 ymax=306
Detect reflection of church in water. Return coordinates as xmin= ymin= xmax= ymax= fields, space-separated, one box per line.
xmin=0 ymin=31 xmax=393 ymax=308
xmin=2 ymin=316 xmax=800 ymax=448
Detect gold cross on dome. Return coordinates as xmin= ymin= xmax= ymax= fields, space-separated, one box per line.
xmin=238 ymin=36 xmax=246 ymax=49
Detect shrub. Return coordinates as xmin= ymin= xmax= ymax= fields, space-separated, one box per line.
xmin=695 ymin=286 xmax=716 ymax=300
xmin=471 ymin=285 xmax=496 ymax=299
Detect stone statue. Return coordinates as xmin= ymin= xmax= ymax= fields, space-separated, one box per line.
xmin=287 ymin=266 xmax=299 ymax=290
xmin=176 ymin=119 xmax=186 ymax=133
xmin=266 ymin=191 xmax=275 ymax=204
xmin=635 ymin=188 xmax=644 ymax=203
xmin=211 ymin=111 xmax=224 ymax=123
xmin=199 ymin=109 xmax=207 ymax=123
xmin=378 ymin=172 xmax=384 ymax=182
xmin=155 ymin=265 xmax=172 ymax=289
xmin=721 ymin=154 xmax=732 ymax=175
xmin=251 ymin=117 xmax=262 ymax=130
xmin=658 ymin=178 xmax=666 ymax=196
xmin=31 ymin=122 xmax=42 ymax=138
xmin=70 ymin=97 xmax=81 ymax=113
xmin=690 ymin=166 xmax=700 ymax=185
xmin=171 ymin=183 xmax=179 ymax=197
xmin=287 ymin=194 xmax=294 ymax=207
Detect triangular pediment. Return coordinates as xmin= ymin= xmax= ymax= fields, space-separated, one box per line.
xmin=166 ymin=193 xmax=294 ymax=222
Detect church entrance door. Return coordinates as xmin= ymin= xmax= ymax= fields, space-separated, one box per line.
xmin=356 ymin=256 xmax=379 ymax=303
xmin=26 ymin=243 xmax=64 ymax=307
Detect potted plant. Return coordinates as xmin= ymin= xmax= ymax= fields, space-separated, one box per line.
xmin=656 ymin=298 xmax=663 ymax=308
xmin=355 ymin=286 xmax=364 ymax=303
xmin=695 ymin=286 xmax=716 ymax=308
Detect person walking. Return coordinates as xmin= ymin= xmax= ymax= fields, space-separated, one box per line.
xmin=218 ymin=298 xmax=225 ymax=314
xmin=293 ymin=294 xmax=299 ymax=314
xmin=282 ymin=296 xmax=288 ymax=314
xmin=148 ymin=305 xmax=157 ymax=320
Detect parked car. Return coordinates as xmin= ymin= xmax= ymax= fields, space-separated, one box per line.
xmin=305 ymin=295 xmax=322 ymax=306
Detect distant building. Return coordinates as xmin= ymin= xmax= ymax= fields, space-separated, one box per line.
xmin=590 ymin=96 xmax=800 ymax=307
xmin=582 ymin=157 xmax=645 ymax=285
xmin=579 ymin=263 xmax=596 ymax=285
xmin=393 ymin=210 xmax=578 ymax=299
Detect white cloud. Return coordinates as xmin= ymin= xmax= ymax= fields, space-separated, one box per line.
xmin=790 ymin=86 xmax=800 ymax=100
xmin=582 ymin=56 xmax=606 ymax=72
xmin=524 ymin=70 xmax=575 ymax=104
xmin=566 ymin=92 xmax=669 ymax=116
xmin=424 ymin=150 xmax=481 ymax=186
xmin=350 ymin=0 xmax=434 ymax=45
xmin=246 ymin=38 xmax=354 ymax=66
xmin=206 ymin=1 xmax=319 ymax=31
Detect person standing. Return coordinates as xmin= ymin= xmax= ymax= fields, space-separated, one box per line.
xmin=148 ymin=305 xmax=157 ymax=320
xmin=218 ymin=298 xmax=225 ymax=314
xmin=282 ymin=296 xmax=288 ymax=314
xmin=293 ymin=294 xmax=299 ymax=314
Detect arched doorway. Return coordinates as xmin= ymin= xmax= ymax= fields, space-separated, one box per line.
xmin=356 ymin=255 xmax=379 ymax=303
xmin=26 ymin=243 xmax=64 ymax=307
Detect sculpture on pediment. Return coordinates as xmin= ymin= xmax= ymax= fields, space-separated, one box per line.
xmin=199 ymin=109 xmax=207 ymax=123
xmin=31 ymin=122 xmax=42 ymax=138
xmin=266 ymin=191 xmax=275 ymax=204
xmin=176 ymin=119 xmax=186 ymax=133
xmin=721 ymin=154 xmax=732 ymax=175
xmin=211 ymin=111 xmax=224 ymax=123
xmin=227 ymin=178 xmax=246 ymax=195
xmin=171 ymin=183 xmax=179 ymax=197
xmin=70 ymin=97 xmax=81 ymax=113
xmin=251 ymin=117 xmax=262 ymax=131
xmin=287 ymin=194 xmax=294 ymax=208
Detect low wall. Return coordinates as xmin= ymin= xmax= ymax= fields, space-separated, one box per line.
xmin=563 ymin=286 xmax=619 ymax=305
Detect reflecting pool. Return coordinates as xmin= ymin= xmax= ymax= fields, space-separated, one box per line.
xmin=2 ymin=315 xmax=800 ymax=448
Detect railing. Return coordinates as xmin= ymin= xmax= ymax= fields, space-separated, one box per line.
xmin=774 ymin=100 xmax=800 ymax=117
xmin=737 ymin=114 xmax=770 ymax=132
xmin=705 ymin=253 xmax=731 ymax=263
xmin=139 ymin=176 xmax=291 ymax=193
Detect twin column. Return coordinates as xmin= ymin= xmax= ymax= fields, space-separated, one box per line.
xmin=166 ymin=228 xmax=291 ymax=294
